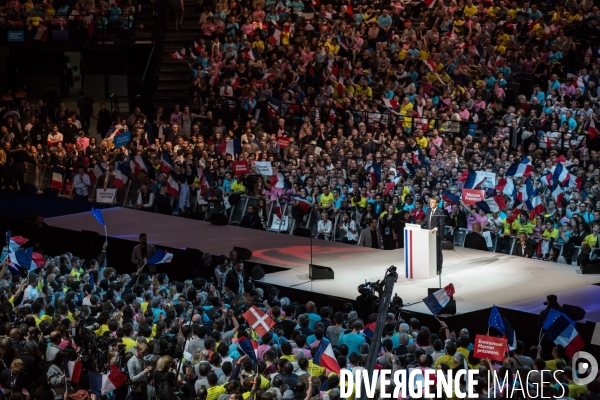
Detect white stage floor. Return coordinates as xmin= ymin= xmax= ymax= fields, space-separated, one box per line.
xmin=261 ymin=246 xmax=600 ymax=316
xmin=46 ymin=208 xmax=600 ymax=318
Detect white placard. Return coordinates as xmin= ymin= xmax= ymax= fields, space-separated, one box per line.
xmin=96 ymin=188 xmax=117 ymax=204
xmin=255 ymin=161 xmax=273 ymax=176
xmin=482 ymin=172 xmax=496 ymax=188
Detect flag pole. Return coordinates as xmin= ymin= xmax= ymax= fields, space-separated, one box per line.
xmin=103 ymin=224 xmax=108 ymax=244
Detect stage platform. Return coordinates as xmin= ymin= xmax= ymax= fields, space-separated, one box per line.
xmin=46 ymin=207 xmax=600 ymax=321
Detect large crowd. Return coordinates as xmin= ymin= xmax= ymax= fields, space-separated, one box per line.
xmin=0 ymin=230 xmax=595 ymax=400
xmin=4 ymin=0 xmax=600 ymax=264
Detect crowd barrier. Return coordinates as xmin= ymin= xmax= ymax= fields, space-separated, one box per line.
xmin=22 ymin=163 xmax=584 ymax=261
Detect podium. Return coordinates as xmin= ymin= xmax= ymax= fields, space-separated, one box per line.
xmin=404 ymin=224 xmax=437 ymax=279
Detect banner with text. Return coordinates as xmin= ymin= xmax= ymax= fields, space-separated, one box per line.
xmin=461 ymin=189 xmax=486 ymax=205
xmin=96 ymin=188 xmax=117 ymax=204
xmin=114 ymin=131 xmax=132 ymax=148
xmin=255 ymin=161 xmax=273 ymax=176
xmin=232 ymin=161 xmax=250 ymax=176
xmin=473 ymin=335 xmax=507 ymax=362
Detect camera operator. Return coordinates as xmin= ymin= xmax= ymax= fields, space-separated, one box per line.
xmin=127 ymin=343 xmax=153 ymax=400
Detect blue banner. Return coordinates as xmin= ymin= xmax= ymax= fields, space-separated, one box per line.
xmin=113 ymin=131 xmax=131 ymax=148
xmin=7 ymin=30 xmax=24 ymax=42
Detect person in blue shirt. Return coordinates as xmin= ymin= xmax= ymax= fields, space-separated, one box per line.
xmin=338 ymin=320 xmax=366 ymax=356
xmin=528 ymin=5 xmax=543 ymax=21
xmin=150 ymin=296 xmax=167 ymax=323
xmin=377 ymin=9 xmax=392 ymax=31
xmin=305 ymin=301 xmax=321 ymax=330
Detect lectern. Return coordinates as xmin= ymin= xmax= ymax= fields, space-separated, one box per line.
xmin=404 ymin=224 xmax=437 ymax=279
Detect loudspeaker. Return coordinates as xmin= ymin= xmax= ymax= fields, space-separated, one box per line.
xmin=233 ymin=246 xmax=253 ymax=261
xmin=581 ymin=263 xmax=600 ymax=274
xmin=442 ymin=241 xmax=454 ymax=250
xmin=310 ymin=264 xmax=334 ymax=280
xmin=428 ymin=288 xmax=456 ymax=315
xmin=294 ymin=228 xmax=312 ymax=238
xmin=209 ymin=213 xmax=229 ymax=226
xmin=251 ymin=265 xmax=265 ymax=280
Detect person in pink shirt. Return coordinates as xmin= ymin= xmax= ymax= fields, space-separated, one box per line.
xmin=458 ymin=103 xmax=470 ymax=121
xmin=252 ymin=4 xmax=265 ymax=22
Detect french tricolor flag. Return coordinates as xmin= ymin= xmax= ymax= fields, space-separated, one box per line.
xmin=588 ymin=118 xmax=597 ymax=140
xmin=291 ymin=194 xmax=311 ymax=213
xmin=552 ymin=184 xmax=564 ymax=205
xmin=166 ymin=171 xmax=179 ymax=196
xmin=424 ymin=59 xmax=437 ymax=72
xmin=218 ymin=138 xmax=241 ymax=155
xmin=113 ymin=162 xmax=130 ymax=189
xmin=90 ymin=163 xmax=106 ymax=183
xmin=248 ymin=48 xmax=261 ymax=60
xmin=441 ymin=190 xmax=460 ymax=205
xmin=382 ymin=98 xmax=399 ymax=111
xmin=170 ymin=51 xmax=184 ymax=60
xmin=6 ymin=231 xmax=28 ymax=253
xmin=495 ymin=177 xmax=516 ymax=198
xmin=539 ymin=172 xmax=554 ymax=189
xmin=423 ymin=284 xmax=455 ymax=315
xmin=505 ymin=158 xmax=532 ymax=178
xmin=64 ymin=359 xmax=82 ymax=383
xmin=314 ymin=339 xmax=340 ymax=374
xmin=89 ymin=366 xmax=128 ymax=396
xmin=232 ymin=73 xmax=240 ymax=90
xmin=475 ymin=195 xmax=507 ymax=214
xmin=399 ymin=161 xmax=416 ymax=176
xmin=129 ymin=155 xmax=147 ymax=176
xmin=552 ymin=163 xmax=571 ymax=186
xmin=160 ymin=152 xmax=172 ymax=174
xmin=464 ymin=171 xmax=487 ymax=189
xmin=525 ymin=189 xmax=545 ymax=219
xmin=51 ymin=166 xmax=64 ymax=190
xmin=147 ymin=249 xmax=173 ymax=264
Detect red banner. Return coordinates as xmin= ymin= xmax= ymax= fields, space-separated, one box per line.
xmin=461 ymin=189 xmax=485 ymax=205
xmin=473 ymin=335 xmax=508 ymax=361
xmin=277 ymin=137 xmax=290 ymax=149
xmin=64 ymin=180 xmax=73 ymax=196
xmin=232 ymin=161 xmax=250 ymax=176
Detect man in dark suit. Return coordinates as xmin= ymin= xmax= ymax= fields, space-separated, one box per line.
xmin=225 ymin=260 xmax=249 ymax=294
xmin=421 ymin=197 xmax=446 ymax=274
xmin=239 ymin=205 xmax=262 ymax=229
xmin=464 ymin=223 xmax=489 ymax=251
xmin=512 ymin=233 xmax=533 ymax=258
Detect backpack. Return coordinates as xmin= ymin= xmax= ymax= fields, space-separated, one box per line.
xmin=154 ymin=378 xmax=175 ymax=400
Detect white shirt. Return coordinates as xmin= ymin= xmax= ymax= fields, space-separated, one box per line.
xmin=23 ymin=285 xmax=39 ymax=302
xmin=179 ymin=183 xmax=190 ymax=210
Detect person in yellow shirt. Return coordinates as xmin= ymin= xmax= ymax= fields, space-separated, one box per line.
xmin=231 ymin=175 xmax=246 ymax=193
xmin=434 ymin=342 xmax=457 ymax=368
xmin=542 ymin=222 xmax=559 ymax=243
xmin=121 ymin=323 xmax=137 ymax=351
xmin=414 ymin=129 xmax=428 ymax=150
xmin=463 ymin=0 xmax=477 ymax=17
xmin=206 ymin=374 xmax=227 ymax=400
xmin=318 ymin=186 xmax=335 ymax=211
xmin=583 ymin=224 xmax=600 ymax=247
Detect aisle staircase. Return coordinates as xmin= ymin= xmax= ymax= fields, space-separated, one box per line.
xmin=154 ymin=0 xmax=201 ymax=110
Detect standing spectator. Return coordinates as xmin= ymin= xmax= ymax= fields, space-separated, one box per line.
xmin=73 ymin=166 xmax=91 ymax=201
xmin=76 ymin=90 xmax=94 ymax=133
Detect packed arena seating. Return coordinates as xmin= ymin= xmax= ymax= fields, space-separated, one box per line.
xmin=1 ymin=0 xmax=600 ymax=394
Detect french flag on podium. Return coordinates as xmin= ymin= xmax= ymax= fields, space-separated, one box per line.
xmin=423 ymin=284 xmax=455 ymax=315
xmin=314 ymin=339 xmax=340 ymax=374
